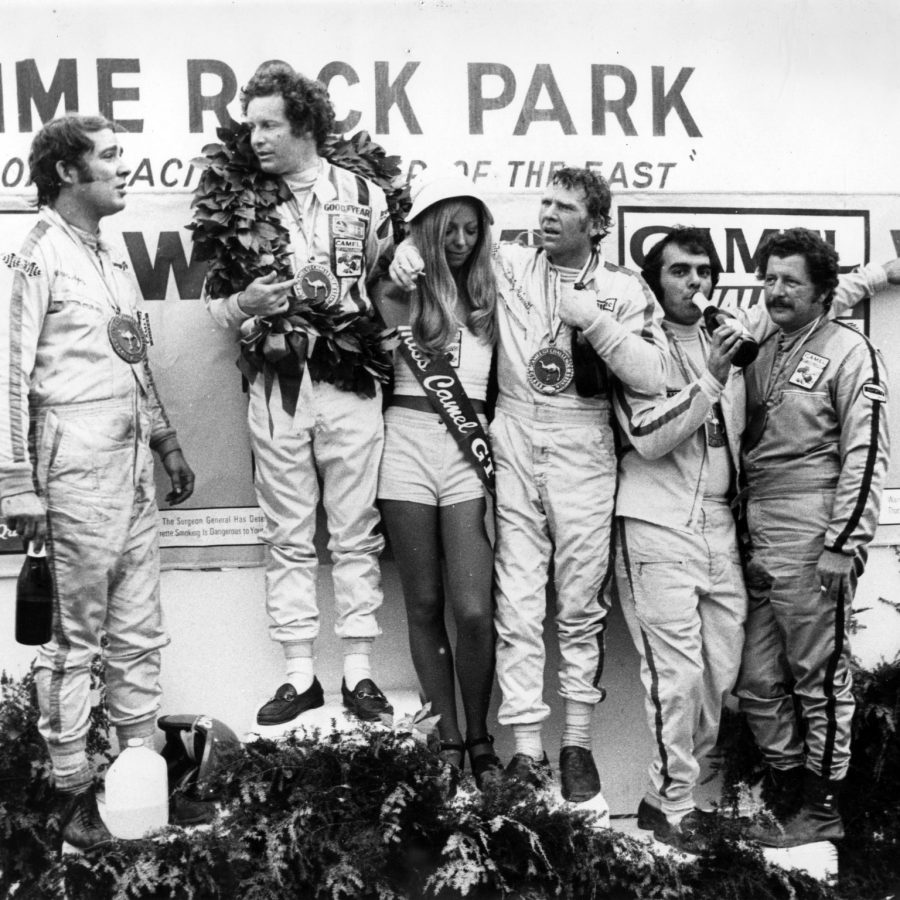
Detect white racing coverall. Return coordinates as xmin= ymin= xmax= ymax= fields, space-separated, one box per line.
xmin=205 ymin=162 xmax=393 ymax=651
xmin=0 ymin=208 xmax=181 ymax=786
xmin=491 ymin=244 xmax=666 ymax=726
xmin=613 ymin=322 xmax=747 ymax=816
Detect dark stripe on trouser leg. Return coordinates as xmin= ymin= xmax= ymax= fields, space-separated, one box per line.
xmin=820 ymin=580 xmax=846 ymax=779
xmin=591 ymin=534 xmax=614 ymax=690
xmin=592 ymin=622 xmax=606 ymax=692
xmin=641 ymin=628 xmax=673 ymax=797
xmin=619 ymin=519 xmax=672 ymax=796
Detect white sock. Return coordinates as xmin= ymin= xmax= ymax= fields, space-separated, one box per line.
xmin=342 ymin=638 xmax=373 ymax=688
xmin=284 ymin=641 xmax=315 ymax=693
xmin=561 ymin=699 xmax=594 ymax=750
xmin=512 ymin=723 xmax=544 ymax=761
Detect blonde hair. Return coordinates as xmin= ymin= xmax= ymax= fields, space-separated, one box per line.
xmin=408 ymin=198 xmax=497 ymax=356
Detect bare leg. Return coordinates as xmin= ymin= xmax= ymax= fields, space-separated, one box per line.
xmin=381 ymin=499 xmax=463 ymax=755
xmin=440 ymin=498 xmax=495 ymax=759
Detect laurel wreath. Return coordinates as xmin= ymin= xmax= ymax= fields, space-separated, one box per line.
xmin=187 ymin=122 xmax=410 ymax=407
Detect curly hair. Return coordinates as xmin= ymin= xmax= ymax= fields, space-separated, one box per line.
xmin=549 ymin=167 xmax=612 ymax=245
xmin=641 ymin=226 xmax=722 ymax=302
xmin=408 ymin=197 xmax=497 ymax=356
xmin=28 ymin=114 xmax=117 ymax=208
xmin=241 ymin=61 xmax=335 ymax=150
xmin=756 ymin=228 xmax=840 ymax=310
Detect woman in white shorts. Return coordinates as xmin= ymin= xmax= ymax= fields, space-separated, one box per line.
xmin=376 ymin=172 xmax=500 ymax=788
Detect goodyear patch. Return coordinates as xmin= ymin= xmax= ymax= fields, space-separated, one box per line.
xmin=2 ymin=252 xmax=41 ymax=277
xmin=862 ymin=382 xmax=887 ymax=403
xmin=324 ymin=201 xmax=371 ymax=220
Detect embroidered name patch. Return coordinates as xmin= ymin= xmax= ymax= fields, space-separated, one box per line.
xmin=862 ymin=382 xmax=887 ymax=403
xmin=2 ymin=252 xmax=41 ymax=277
xmin=788 ymin=351 xmax=829 ymax=389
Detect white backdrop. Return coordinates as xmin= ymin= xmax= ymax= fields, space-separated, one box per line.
xmin=1 ymin=0 xmax=899 ymax=568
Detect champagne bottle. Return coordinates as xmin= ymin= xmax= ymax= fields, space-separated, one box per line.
xmin=692 ymin=292 xmax=759 ymax=368
xmin=15 ymin=542 xmax=53 ymax=646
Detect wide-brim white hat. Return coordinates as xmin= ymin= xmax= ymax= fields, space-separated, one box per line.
xmin=405 ymin=171 xmax=494 ymax=224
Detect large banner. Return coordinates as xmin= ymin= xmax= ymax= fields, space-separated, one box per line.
xmin=2 ymin=0 xmax=899 ymax=567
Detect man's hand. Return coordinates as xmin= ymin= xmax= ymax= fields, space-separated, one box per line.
xmin=706 ymin=322 xmax=744 ymax=384
xmin=388 ymin=241 xmax=425 ymax=291
xmin=1 ymin=491 xmax=47 ymax=550
xmin=817 ymin=548 xmax=855 ymax=596
xmin=162 ymin=450 xmax=195 ymax=505
xmin=237 ymin=272 xmax=296 ymax=317
xmin=744 ymin=555 xmax=773 ymax=592
xmin=558 ymin=291 xmax=601 ymax=331
xmin=883 ymin=258 xmax=900 ymax=286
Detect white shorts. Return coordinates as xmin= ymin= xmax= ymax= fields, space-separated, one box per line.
xmin=378 ymin=406 xmax=486 ymax=506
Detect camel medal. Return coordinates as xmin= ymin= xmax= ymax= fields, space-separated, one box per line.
xmin=527 ymin=345 xmax=574 ymax=395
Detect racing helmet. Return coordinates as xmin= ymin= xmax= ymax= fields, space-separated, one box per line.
xmin=158 ymin=714 xmax=241 ymax=822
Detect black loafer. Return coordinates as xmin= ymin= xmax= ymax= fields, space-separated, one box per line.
xmin=341 ymin=678 xmax=393 ymax=721
xmin=257 ymin=678 xmax=324 ymax=726
xmin=559 ymin=745 xmax=601 ymax=802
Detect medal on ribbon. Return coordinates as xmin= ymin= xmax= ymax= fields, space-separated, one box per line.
xmin=527 ymin=346 xmax=574 ymax=395
xmin=705 ymin=401 xmax=726 ymax=447
xmin=107 ymin=314 xmax=147 ymax=363
xmin=293 ymin=262 xmax=340 ymax=307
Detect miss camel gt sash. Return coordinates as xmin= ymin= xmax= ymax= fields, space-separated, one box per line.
xmin=394 ymin=325 xmax=495 ymax=496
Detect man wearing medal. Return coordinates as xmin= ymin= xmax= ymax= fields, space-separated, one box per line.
xmin=0 ymin=114 xmax=195 ymax=850
xmin=735 ymin=229 xmax=890 ymax=847
xmin=392 ymin=166 xmax=668 ymax=805
xmin=489 ymin=169 xmax=667 ymax=803
xmin=204 ymin=63 xmax=396 ymax=727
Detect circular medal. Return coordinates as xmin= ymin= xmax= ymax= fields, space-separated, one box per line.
xmin=107 ymin=314 xmax=147 ymax=363
xmin=293 ymin=262 xmax=340 ymax=307
xmin=527 ymin=346 xmax=574 ymax=395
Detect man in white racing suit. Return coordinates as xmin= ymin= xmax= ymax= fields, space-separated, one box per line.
xmin=0 ymin=114 xmax=194 ymax=851
xmin=202 ymin=63 xmax=395 ymax=727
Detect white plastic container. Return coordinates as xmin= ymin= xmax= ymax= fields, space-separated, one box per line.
xmin=104 ymin=739 xmax=169 ymax=839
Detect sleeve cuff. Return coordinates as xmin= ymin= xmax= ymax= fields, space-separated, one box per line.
xmin=0 ymin=472 xmax=38 ymax=503
xmin=698 ymin=369 xmax=726 ymax=400
xmin=863 ymin=262 xmax=888 ymax=293
xmin=150 ymin=434 xmax=181 ymax=458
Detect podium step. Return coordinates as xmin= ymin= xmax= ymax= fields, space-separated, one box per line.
xmin=762 ymin=841 xmax=839 ymax=883
xmin=246 ymin=689 xmax=423 ymax=741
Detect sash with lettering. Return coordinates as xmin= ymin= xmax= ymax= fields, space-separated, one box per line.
xmin=394 ymin=324 xmax=495 ymax=496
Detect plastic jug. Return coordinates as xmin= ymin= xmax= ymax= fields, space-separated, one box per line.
xmin=104 ymin=739 xmax=169 ymax=839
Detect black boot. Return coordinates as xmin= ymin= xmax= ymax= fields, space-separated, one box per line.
xmin=752 ymin=769 xmax=844 ymax=847
xmin=760 ymin=765 xmax=805 ymax=821
xmin=60 ymin=786 xmax=113 ymax=852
